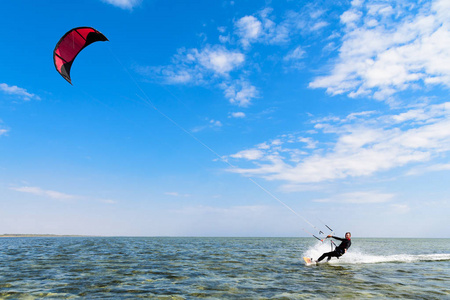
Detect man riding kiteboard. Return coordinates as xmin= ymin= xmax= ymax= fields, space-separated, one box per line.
xmin=315 ymin=232 xmax=351 ymax=263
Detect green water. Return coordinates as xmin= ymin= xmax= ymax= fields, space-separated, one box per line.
xmin=0 ymin=237 xmax=449 ymax=299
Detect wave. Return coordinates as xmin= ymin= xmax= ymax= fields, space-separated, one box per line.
xmin=341 ymin=252 xmax=450 ymax=264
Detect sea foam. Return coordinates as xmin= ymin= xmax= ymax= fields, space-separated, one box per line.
xmin=303 ymin=241 xmax=450 ymax=265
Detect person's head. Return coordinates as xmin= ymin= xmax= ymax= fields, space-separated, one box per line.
xmin=345 ymin=232 xmax=351 ymax=239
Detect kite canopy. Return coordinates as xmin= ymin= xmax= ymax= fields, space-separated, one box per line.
xmin=53 ymin=27 xmax=108 ymax=84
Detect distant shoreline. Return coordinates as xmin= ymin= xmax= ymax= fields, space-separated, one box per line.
xmin=0 ymin=234 xmax=90 ymax=238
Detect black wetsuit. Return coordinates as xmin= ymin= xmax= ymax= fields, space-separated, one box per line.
xmin=317 ymin=236 xmax=351 ymax=262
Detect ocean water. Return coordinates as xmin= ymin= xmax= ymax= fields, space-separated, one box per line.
xmin=0 ymin=237 xmax=449 ymax=299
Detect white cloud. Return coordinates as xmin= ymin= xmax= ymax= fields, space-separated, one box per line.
xmin=196 ymin=46 xmax=245 ymax=75
xmin=234 ymin=4 xmax=332 ymax=75
xmin=309 ymin=0 xmax=450 ymax=101
xmin=0 ymin=129 xmax=8 ymax=136
xmin=234 ymin=8 xmax=292 ymax=48
xmin=219 ymin=34 xmax=231 ymax=44
xmin=283 ymin=46 xmax=307 ymax=70
xmin=284 ymin=4 xmax=330 ymax=36
xmin=11 ymin=186 xmax=76 ymax=200
xmin=427 ymin=163 xmax=450 ymax=171
xmin=406 ymin=163 xmax=450 ymax=175
xmin=210 ymin=119 xmax=222 ymax=127
xmin=99 ymin=199 xmax=118 ymax=204
xmin=298 ymin=137 xmax=317 ymax=149
xmin=159 ymin=69 xmax=193 ymax=84
xmin=314 ymin=191 xmax=394 ymax=204
xmin=226 ymin=102 xmax=450 ymax=184
xmin=10 ymin=186 xmax=118 ymax=204
xmin=311 ymin=21 xmax=329 ymax=31
xmin=145 ymin=45 xmax=244 ymax=85
xmin=191 ymin=118 xmax=223 ymax=133
xmin=141 ymin=4 xmax=335 ymax=107
xmin=165 ymin=192 xmax=191 ymax=197
xmin=101 ymin=0 xmax=141 ymax=10
xmin=218 ymin=26 xmax=227 ymax=34
xmin=222 ymin=80 xmax=258 ymax=107
xmin=231 ymin=149 xmax=265 ymax=160
xmin=340 ymin=9 xmax=362 ymax=28
xmin=235 ymin=15 xmax=263 ymax=48
xmin=140 ymin=45 xmax=259 ymax=106
xmin=0 ymin=83 xmax=40 ymax=101
xmin=230 ymin=112 xmax=246 ymax=118
xmin=284 ymin=46 xmax=306 ymax=61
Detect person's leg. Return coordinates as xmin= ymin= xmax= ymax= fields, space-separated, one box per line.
xmin=327 ymin=251 xmax=339 ymax=261
xmin=318 ymin=251 xmax=340 ymax=262
xmin=317 ymin=251 xmax=333 ymax=262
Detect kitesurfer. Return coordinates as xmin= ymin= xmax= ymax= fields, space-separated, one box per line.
xmin=316 ymin=232 xmax=351 ymax=263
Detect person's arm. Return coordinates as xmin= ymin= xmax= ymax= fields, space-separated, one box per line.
xmin=331 ymin=236 xmax=345 ymax=241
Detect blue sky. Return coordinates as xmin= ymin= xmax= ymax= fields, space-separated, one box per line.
xmin=1 ymin=0 xmax=449 ymax=237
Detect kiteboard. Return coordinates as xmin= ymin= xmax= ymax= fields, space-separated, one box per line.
xmin=303 ymin=257 xmax=316 ymax=265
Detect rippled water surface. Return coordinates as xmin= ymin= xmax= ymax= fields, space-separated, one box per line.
xmin=0 ymin=237 xmax=449 ymax=299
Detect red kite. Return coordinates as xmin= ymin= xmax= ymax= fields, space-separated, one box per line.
xmin=53 ymin=27 xmax=108 ymax=84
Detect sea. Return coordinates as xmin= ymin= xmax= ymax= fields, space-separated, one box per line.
xmin=0 ymin=237 xmax=448 ymax=299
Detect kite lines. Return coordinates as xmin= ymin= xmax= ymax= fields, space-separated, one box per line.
xmin=53 ymin=27 xmax=333 ymax=239
xmin=115 ymin=51 xmax=332 ymax=240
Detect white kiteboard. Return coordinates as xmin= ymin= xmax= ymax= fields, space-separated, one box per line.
xmin=303 ymin=257 xmax=315 ymax=265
